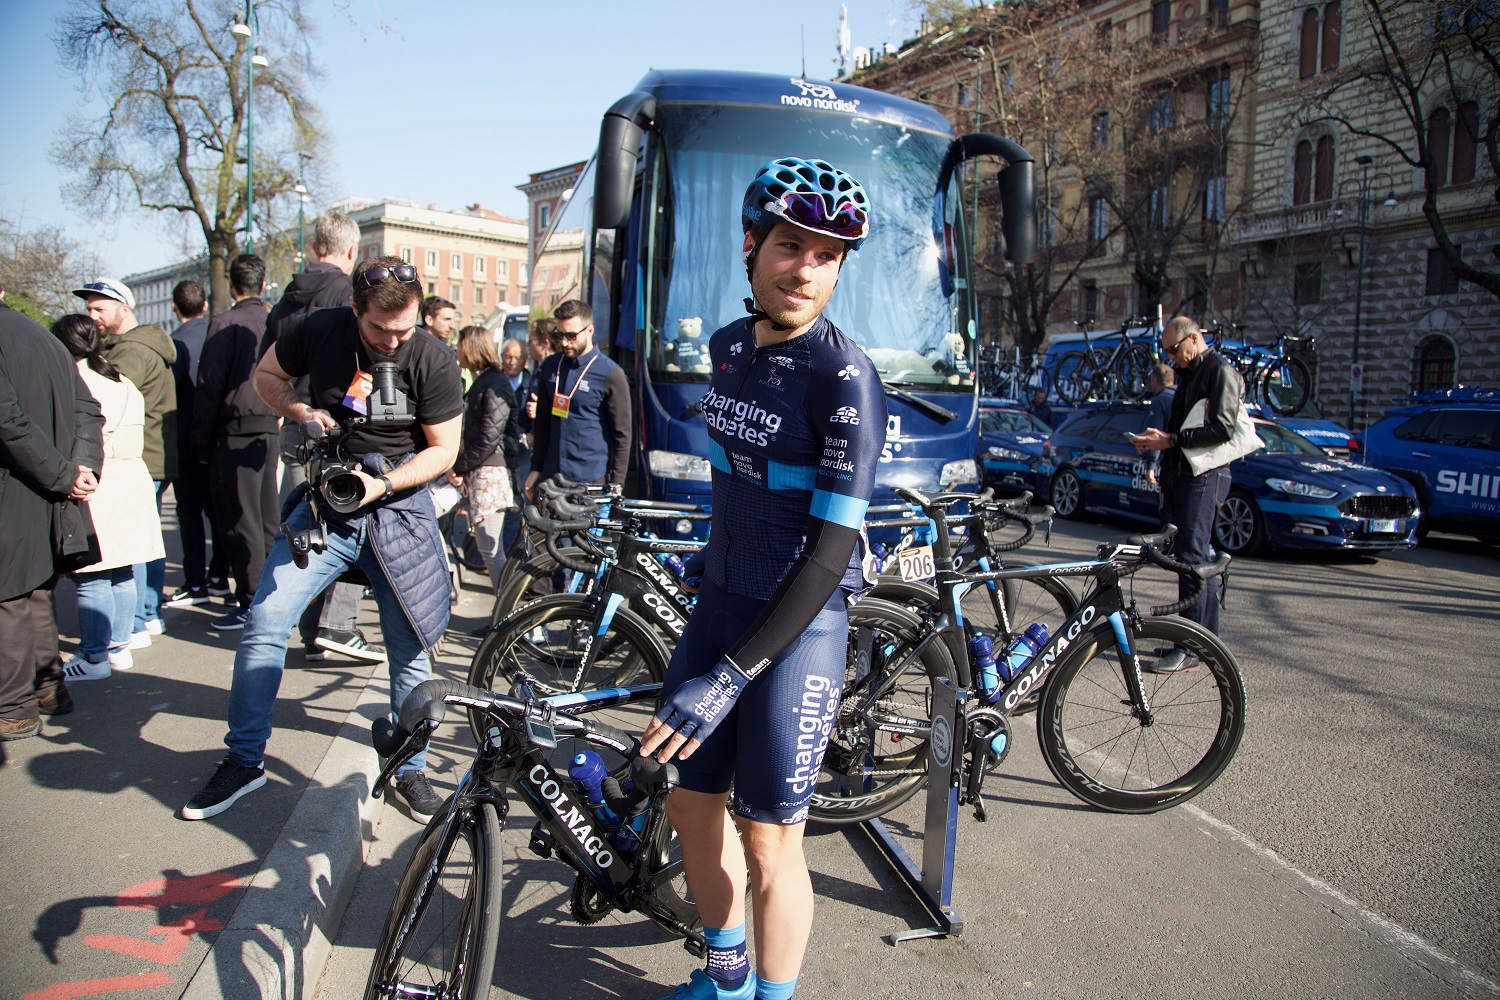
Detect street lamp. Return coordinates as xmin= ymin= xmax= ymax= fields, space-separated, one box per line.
xmin=1332 ymin=154 xmax=1397 ymax=429
xmin=294 ymin=151 xmax=311 ymax=272
xmin=231 ymin=3 xmax=267 ymax=255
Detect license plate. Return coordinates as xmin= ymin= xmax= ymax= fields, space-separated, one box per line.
xmin=898 ymin=544 xmax=935 ymax=581
xmin=1368 ymin=519 xmax=1397 ymax=533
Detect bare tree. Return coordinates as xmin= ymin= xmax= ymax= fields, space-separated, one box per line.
xmin=1291 ymin=0 xmax=1499 ymax=298
xmin=51 ymin=0 xmax=325 ymax=313
xmin=0 ymin=211 xmax=107 ymax=323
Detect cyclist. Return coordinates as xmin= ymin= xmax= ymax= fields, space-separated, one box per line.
xmin=640 ymin=158 xmax=885 ymax=1000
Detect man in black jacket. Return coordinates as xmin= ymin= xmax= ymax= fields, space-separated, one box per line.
xmin=193 ymin=254 xmax=280 ymax=629
xmin=0 ymin=287 xmax=104 ymax=737
xmin=1134 ymin=317 xmax=1242 ymax=672
xmin=263 ymin=213 xmax=381 ymax=663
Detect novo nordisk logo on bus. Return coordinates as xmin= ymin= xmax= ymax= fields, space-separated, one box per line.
xmin=783 ymin=78 xmax=861 ymax=113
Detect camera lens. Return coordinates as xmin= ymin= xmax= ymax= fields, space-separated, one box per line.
xmin=370 ymin=362 xmax=401 ymax=407
xmin=321 ymin=469 xmax=366 ymax=514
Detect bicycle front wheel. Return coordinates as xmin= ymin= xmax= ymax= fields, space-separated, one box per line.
xmin=1260 ymin=356 xmax=1311 ymax=415
xmin=365 ymin=800 xmax=503 ymax=1000
xmin=1036 ymin=615 xmax=1245 ymax=813
xmin=1114 ymin=343 xmax=1157 ymax=401
xmin=1054 ymin=351 xmax=1094 ymax=404
xmin=809 ymin=598 xmax=958 ymax=825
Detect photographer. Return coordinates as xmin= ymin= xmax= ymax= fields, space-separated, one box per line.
xmin=182 ymin=256 xmax=463 ymax=823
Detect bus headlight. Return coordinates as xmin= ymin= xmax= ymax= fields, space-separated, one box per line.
xmin=647 ymin=450 xmax=712 ymax=482
xmin=940 ymin=459 xmax=977 ymax=488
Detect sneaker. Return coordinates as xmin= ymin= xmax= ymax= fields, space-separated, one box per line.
xmin=394 ymin=771 xmax=445 ymax=824
xmin=657 ymin=969 xmax=758 ymax=1000
xmin=108 ymin=646 xmax=134 ymax=671
xmin=1143 ymin=649 xmax=1201 ymax=674
xmin=207 ymin=579 xmax=232 ymax=598
xmin=181 ymin=758 xmax=267 ymax=820
xmin=62 ymin=654 xmax=111 ymax=682
xmin=0 ymin=717 xmax=41 ymax=741
xmin=164 ymin=586 xmax=211 ymax=608
xmin=313 ymin=628 xmax=386 ymax=664
xmin=213 ymin=607 xmax=251 ymax=630
xmin=302 ymin=643 xmax=328 ymax=662
xmin=126 ymin=630 xmax=152 ymax=649
xmin=145 ymin=618 xmax=166 ymax=636
xmin=37 ymin=687 xmax=74 ymax=716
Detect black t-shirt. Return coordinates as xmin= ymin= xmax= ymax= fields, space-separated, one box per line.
xmin=274 ymin=307 xmax=464 ymax=458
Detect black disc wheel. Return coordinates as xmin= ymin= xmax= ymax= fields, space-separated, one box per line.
xmin=467 ymin=595 xmax=670 ymax=743
xmin=364 ymin=800 xmax=503 ymax=1000
xmin=1215 ymin=491 xmax=1265 ymax=556
xmin=1050 ymin=468 xmax=1083 ymax=519
xmin=1036 ymin=616 xmax=1246 ymax=813
xmin=1260 ymin=356 xmax=1311 ymax=416
xmin=809 ymin=599 xmax=958 ymax=825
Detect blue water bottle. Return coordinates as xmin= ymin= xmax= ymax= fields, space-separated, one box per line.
xmin=999 ymin=623 xmax=1050 ymax=685
xmin=662 ymin=554 xmax=685 ymax=577
xmin=969 ymin=634 xmax=1000 ymax=703
xmin=568 ymin=751 xmax=639 ymax=853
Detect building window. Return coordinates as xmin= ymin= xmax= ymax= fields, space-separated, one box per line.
xmin=520 ymin=264 xmax=529 ymax=286
xmin=1183 ymin=271 xmax=1210 ymax=315
xmin=1149 ymin=185 xmax=1171 ymax=230
xmin=1077 ymin=282 xmax=1099 ymax=324
xmin=1425 ymin=247 xmax=1461 ymax=295
xmin=1413 ymin=336 xmax=1457 ymax=392
xmin=1093 ymin=111 xmax=1111 ymax=149
xmin=1299 ymin=4 xmax=1341 ymax=79
xmin=1039 ymin=202 xmax=1057 ymax=247
xmin=1292 ymin=135 xmax=1335 ymax=205
xmin=1203 ymin=173 xmax=1227 ymax=220
xmin=1152 ymin=0 xmax=1171 ymax=39
xmin=958 ymin=83 xmax=973 ymax=108
xmin=1087 ymin=194 xmax=1109 ymax=241
xmin=1428 ymin=100 xmax=1480 ymax=186
xmin=426 ymin=280 xmax=436 ymax=294
xmin=1098 ymin=19 xmax=1113 ymax=50
xmin=1206 ymin=71 xmax=1231 ymax=131
xmin=399 ymin=247 xmax=413 ymax=264
xmin=363 ymin=245 xmax=379 ymax=260
xmin=425 ymin=250 xmax=437 ymax=269
xmin=474 ymin=286 xmax=485 ymax=305
xmin=450 ymin=253 xmax=462 ymax=273
xmin=497 ymin=259 xmax=508 ymax=277
xmin=451 ymin=283 xmax=463 ymax=304
xmin=1207 ymin=0 xmax=1229 ymax=27
xmin=1294 ymin=261 xmax=1322 ymax=305
xmin=537 ymin=204 xmax=551 ymax=231
xmin=475 ymin=256 xmax=486 ymax=276
xmin=1148 ymin=93 xmax=1174 ymax=134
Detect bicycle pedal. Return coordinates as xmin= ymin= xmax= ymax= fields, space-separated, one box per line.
xmin=528 ymin=823 xmax=555 ymax=859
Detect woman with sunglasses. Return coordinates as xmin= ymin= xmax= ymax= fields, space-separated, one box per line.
xmin=640 ymin=158 xmax=886 ymax=1000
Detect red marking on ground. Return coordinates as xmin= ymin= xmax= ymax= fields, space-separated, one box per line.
xmin=83 ymin=907 xmax=223 ymax=964
xmin=20 ymin=971 xmax=174 ymax=1000
xmin=113 ymin=869 xmax=244 ymax=911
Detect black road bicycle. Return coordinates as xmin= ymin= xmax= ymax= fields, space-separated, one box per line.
xmin=365 ymin=675 xmax=702 ymax=1000
xmin=1053 ymin=319 xmax=1159 ymax=405
xmin=811 ymin=487 xmax=1245 ymax=824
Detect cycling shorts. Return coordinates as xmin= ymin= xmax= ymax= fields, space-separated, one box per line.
xmin=659 ymin=578 xmax=847 ymax=825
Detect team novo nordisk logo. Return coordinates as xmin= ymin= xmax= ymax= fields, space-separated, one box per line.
xmin=730 ymin=341 xmax=744 ymax=355
xmin=831 ymin=406 xmax=860 ymax=425
xmin=837 ymin=364 xmax=860 ymax=379
xmin=784 ymin=78 xmax=862 ymax=113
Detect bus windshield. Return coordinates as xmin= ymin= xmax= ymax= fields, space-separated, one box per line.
xmin=647 ymin=103 xmax=974 ymax=391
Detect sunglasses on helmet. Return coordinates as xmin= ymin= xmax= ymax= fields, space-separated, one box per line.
xmin=769 ymin=192 xmax=869 ymax=242
xmin=356 ymin=264 xmax=419 ymax=288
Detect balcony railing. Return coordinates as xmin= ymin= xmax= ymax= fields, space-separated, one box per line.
xmin=1232 ymin=203 xmax=1334 ymax=241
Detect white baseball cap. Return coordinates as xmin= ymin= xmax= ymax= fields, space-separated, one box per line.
xmin=72 ymin=277 xmax=137 ymax=310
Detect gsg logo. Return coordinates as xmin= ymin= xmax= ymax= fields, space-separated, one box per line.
xmin=830 ymin=406 xmax=860 ymax=425
xmin=837 ymin=365 xmax=860 ymax=380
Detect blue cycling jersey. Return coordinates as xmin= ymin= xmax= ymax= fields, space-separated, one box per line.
xmin=692 ymin=314 xmax=886 ymax=674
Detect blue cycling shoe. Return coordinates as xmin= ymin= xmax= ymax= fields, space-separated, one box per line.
xmin=658 ymin=969 xmax=758 ymax=1000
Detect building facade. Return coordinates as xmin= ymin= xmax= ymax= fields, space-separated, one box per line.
xmin=517 ymin=161 xmax=587 ymax=269
xmin=335 ymin=198 xmax=530 ymax=328
xmin=122 ymin=257 xmax=211 ymax=330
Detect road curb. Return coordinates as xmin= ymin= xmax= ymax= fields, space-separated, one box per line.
xmin=181 ymin=666 xmax=392 ymax=1000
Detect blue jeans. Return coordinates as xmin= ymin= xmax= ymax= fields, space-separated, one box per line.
xmin=1160 ymin=465 xmax=1231 ymax=636
xmin=72 ymin=566 xmax=136 ymax=660
xmin=224 ymin=498 xmax=430 ymax=775
xmin=133 ymin=480 xmax=168 ymax=633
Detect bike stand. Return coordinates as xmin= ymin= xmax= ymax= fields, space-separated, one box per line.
xmin=860 ymin=678 xmax=966 ymax=945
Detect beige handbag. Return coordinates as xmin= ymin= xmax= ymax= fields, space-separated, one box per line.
xmin=1180 ymin=398 xmax=1263 ymax=475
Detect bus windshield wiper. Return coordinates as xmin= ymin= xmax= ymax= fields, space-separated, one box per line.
xmin=879 ymin=380 xmax=958 ymax=422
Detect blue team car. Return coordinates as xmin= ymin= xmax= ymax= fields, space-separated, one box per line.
xmin=1043 ymin=401 xmax=1419 ymax=555
xmin=977 ymin=398 xmax=1053 ymax=496
xmin=1358 ymin=388 xmax=1500 ymax=544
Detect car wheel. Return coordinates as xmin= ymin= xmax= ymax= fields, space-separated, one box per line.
xmin=1050 ymin=467 xmax=1083 ymax=519
xmin=1215 ymin=490 xmax=1265 ymax=556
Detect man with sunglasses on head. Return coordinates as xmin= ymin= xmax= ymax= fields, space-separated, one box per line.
xmin=639 ymin=158 xmax=885 ymax=1000
xmin=522 ymin=299 xmax=630 ymax=498
xmin=1132 ymin=316 xmax=1242 ymax=672
xmin=182 ymin=256 xmax=463 ymax=823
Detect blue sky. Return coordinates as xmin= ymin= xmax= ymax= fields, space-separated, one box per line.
xmin=1 ymin=0 xmax=922 ymax=278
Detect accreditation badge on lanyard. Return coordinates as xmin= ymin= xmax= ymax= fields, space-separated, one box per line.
xmin=343 ymin=363 xmax=372 ymax=416
xmin=550 ymin=355 xmax=598 ymax=420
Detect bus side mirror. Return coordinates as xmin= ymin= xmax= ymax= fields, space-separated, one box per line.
xmin=595 ymin=92 xmax=656 ymax=230
xmin=941 ymin=133 xmax=1038 ymax=266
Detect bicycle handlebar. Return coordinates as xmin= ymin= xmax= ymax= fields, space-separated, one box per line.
xmin=1124 ymin=532 xmax=1232 ymax=616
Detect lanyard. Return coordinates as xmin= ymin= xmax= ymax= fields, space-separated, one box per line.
xmin=551 ymin=353 xmax=599 ymax=419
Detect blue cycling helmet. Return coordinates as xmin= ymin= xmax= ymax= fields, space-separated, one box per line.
xmin=742 ymin=157 xmax=871 ymax=251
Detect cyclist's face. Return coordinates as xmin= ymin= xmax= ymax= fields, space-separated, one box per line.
xmin=746 ymin=222 xmax=844 ymax=333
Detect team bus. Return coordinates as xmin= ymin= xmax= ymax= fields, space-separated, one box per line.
xmin=532 ymin=69 xmax=1037 ymax=516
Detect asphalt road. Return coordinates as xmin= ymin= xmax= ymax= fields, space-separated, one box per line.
xmin=313 ymin=519 xmax=1500 ymax=1000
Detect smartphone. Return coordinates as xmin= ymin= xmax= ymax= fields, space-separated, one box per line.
xmin=1124 ymin=431 xmax=1141 ymax=441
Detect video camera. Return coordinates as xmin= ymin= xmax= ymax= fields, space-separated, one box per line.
xmin=282 ymin=361 xmax=414 ymax=567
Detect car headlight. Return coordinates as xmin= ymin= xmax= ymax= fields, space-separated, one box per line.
xmin=986 ymin=446 xmax=1029 ymax=461
xmin=1266 ymin=478 xmax=1338 ymax=499
xmin=940 ymin=459 xmax=978 ymax=488
xmin=646 ymin=450 xmax=712 ymax=482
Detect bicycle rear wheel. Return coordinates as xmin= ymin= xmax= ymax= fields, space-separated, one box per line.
xmin=809 ymin=599 xmax=958 ymax=825
xmin=365 ymin=800 xmax=503 ymax=1000
xmin=1036 ymin=615 xmax=1245 ymax=813
xmin=1114 ymin=343 xmax=1157 ymax=401
xmin=1054 ymin=351 xmax=1095 ymax=404
xmin=1260 ymin=356 xmax=1311 ymax=416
